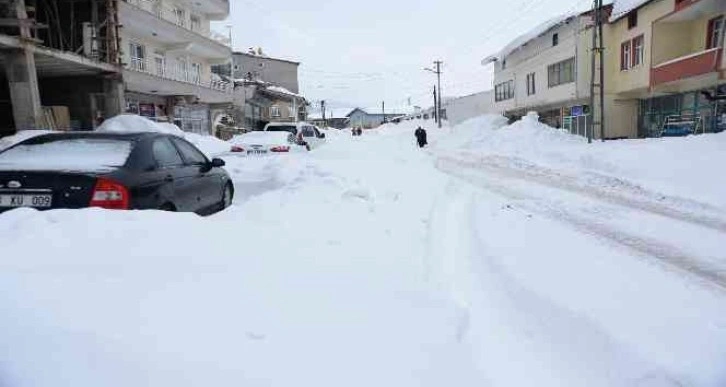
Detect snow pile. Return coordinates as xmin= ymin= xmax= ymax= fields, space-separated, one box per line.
xmin=96 ymin=114 xmax=167 ymax=134
xmin=435 ymin=112 xmax=726 ymax=208
xmin=97 ymin=115 xmax=231 ymax=158
xmin=0 ymin=130 xmax=56 ymax=152
xmin=185 ymin=133 xmax=232 ymax=158
xmin=0 ymin=139 xmax=132 ymax=172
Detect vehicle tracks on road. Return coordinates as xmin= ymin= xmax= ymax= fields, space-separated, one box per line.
xmin=436 ymin=156 xmax=726 ymax=292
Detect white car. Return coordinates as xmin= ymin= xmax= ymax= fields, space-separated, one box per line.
xmin=263 ymin=122 xmax=327 ymax=150
xmin=229 ymin=131 xmax=305 ymax=156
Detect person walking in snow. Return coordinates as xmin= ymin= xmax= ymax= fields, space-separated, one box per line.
xmin=414 ymin=126 xmax=427 ymax=148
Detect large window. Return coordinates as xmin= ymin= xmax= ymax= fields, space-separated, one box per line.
xmin=707 ymin=16 xmax=724 ymax=50
xmin=552 ymin=33 xmax=559 ymax=47
xmin=190 ymin=63 xmax=201 ymax=84
xmin=173 ymin=7 xmax=186 ymax=28
xmin=548 ymin=57 xmax=575 ymax=87
xmin=154 ymin=54 xmax=165 ymax=77
xmin=526 ymin=73 xmax=536 ymax=96
xmin=129 ymin=42 xmax=146 ymax=72
xmin=621 ymin=35 xmax=644 ymax=71
xmin=176 ymin=57 xmax=188 ymax=82
xmin=495 ymin=80 xmax=514 ymax=102
xmin=190 ymin=15 xmax=201 ymax=32
xmin=621 ymin=41 xmax=632 ymax=70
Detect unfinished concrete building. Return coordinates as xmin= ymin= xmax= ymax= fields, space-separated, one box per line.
xmin=0 ymin=0 xmax=125 ymax=136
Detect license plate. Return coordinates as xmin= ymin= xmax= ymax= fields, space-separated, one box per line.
xmin=0 ymin=194 xmax=52 ymax=208
xmin=247 ymin=150 xmax=267 ymax=155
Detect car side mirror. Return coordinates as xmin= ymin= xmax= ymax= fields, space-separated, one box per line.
xmin=211 ymin=158 xmax=226 ymax=168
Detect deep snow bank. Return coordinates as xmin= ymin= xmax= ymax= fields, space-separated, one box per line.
xmin=97 ymin=115 xmax=231 ymax=157
xmin=435 ymin=112 xmax=726 ymax=208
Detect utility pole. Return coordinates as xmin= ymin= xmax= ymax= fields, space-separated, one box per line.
xmin=434 ymin=60 xmax=443 ymax=128
xmin=590 ymin=0 xmax=605 ymax=143
xmin=424 ymin=61 xmax=443 ymax=128
xmin=321 ymin=100 xmax=326 ymax=126
xmin=382 ymin=101 xmax=386 ymax=123
xmin=433 ymin=85 xmax=438 ymax=124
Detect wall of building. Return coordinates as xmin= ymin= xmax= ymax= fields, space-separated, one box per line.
xmin=492 ymin=15 xmax=591 ymax=116
xmin=233 ymin=54 xmax=300 ymax=93
xmin=447 ymin=91 xmax=495 ymax=126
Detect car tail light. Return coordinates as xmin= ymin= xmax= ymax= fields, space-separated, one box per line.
xmin=231 ymin=145 xmax=245 ymax=153
xmin=90 ymin=178 xmax=130 ymax=210
xmin=271 ymin=146 xmax=290 ymax=153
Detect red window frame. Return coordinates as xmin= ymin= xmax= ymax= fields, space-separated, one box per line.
xmin=707 ymin=16 xmax=724 ymax=50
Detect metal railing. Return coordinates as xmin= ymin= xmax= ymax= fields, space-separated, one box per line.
xmin=123 ymin=0 xmax=231 ymax=47
xmin=563 ymin=115 xmax=590 ymax=138
xmin=125 ymin=59 xmax=233 ymax=93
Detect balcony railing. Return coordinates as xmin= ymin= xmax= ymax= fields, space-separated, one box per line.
xmin=123 ymin=0 xmax=231 ymax=47
xmin=651 ymin=47 xmax=722 ymax=87
xmin=126 ymin=59 xmax=233 ymax=93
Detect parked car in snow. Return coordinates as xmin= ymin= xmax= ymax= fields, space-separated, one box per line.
xmin=229 ymin=131 xmax=307 ymax=156
xmin=0 ymin=132 xmax=233 ymax=215
xmin=262 ymin=122 xmax=326 ymax=150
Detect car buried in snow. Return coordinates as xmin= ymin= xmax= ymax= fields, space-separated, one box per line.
xmin=0 ymin=132 xmax=233 ymax=215
xmin=264 ymin=122 xmax=326 ymax=151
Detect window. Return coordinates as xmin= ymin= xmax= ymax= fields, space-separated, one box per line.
xmin=190 ymin=15 xmax=201 ymax=32
xmin=627 ymin=11 xmax=638 ymax=29
xmin=707 ymin=16 xmax=724 ymax=50
xmin=548 ymin=57 xmax=575 ymax=87
xmin=173 ymin=7 xmax=186 ymax=27
xmin=129 ymin=42 xmax=146 ymax=72
xmin=270 ymin=106 xmax=281 ymax=118
xmin=153 ymin=138 xmax=184 ymax=168
xmin=176 ymin=57 xmax=188 ymax=81
xmin=552 ymin=33 xmax=559 ymax=46
xmin=501 ymin=59 xmax=507 ymax=70
xmin=301 ymin=126 xmax=316 ymax=138
xmin=620 ymin=41 xmax=632 ymax=70
xmin=190 ymin=63 xmax=201 ymax=84
xmin=172 ymin=138 xmax=208 ymax=165
xmin=288 ymin=106 xmax=295 ymax=118
xmin=266 ymin=125 xmax=297 ymax=134
xmin=526 ymin=73 xmax=536 ymax=96
xmin=154 ymin=54 xmax=165 ymax=77
xmin=632 ymin=35 xmax=644 ymax=67
xmin=495 ymin=80 xmax=514 ymax=102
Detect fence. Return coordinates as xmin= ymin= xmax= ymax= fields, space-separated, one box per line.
xmin=562 ymin=114 xmax=590 ymax=138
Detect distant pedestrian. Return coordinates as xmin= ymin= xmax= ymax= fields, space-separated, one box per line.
xmin=414 ymin=126 xmax=427 ymax=148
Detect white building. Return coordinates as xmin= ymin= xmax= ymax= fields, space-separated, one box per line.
xmin=482 ymin=11 xmax=594 ymax=131
xmin=118 ymin=0 xmax=234 ymax=134
xmin=446 ymin=91 xmax=495 ymax=126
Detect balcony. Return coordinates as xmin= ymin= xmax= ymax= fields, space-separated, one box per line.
xmin=125 ymin=59 xmax=234 ymax=104
xmin=120 ymin=0 xmax=231 ymax=61
xmin=651 ymin=48 xmax=722 ymax=87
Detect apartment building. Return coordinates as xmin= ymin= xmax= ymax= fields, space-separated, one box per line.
xmin=118 ymin=0 xmax=234 ymax=134
xmin=605 ymin=0 xmax=726 ymax=138
xmin=483 ymin=11 xmax=595 ymax=131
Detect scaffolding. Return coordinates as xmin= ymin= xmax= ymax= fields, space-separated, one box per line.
xmin=0 ymin=0 xmax=121 ymax=65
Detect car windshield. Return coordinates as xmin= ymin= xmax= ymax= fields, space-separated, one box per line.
xmin=266 ymin=125 xmax=297 ymax=134
xmin=0 ymin=138 xmax=132 ymax=172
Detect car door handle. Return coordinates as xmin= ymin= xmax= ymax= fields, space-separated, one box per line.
xmin=164 ymin=175 xmax=174 ymax=182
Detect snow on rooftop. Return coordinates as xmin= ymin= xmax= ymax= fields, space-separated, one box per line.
xmin=265 ymin=85 xmax=303 ymax=98
xmin=610 ymin=0 xmax=651 ymax=22
xmin=483 ymin=12 xmax=579 ymax=64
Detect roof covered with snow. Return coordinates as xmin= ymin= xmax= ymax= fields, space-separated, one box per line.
xmin=610 ymin=0 xmax=652 ymax=22
xmin=482 ymin=12 xmax=580 ymax=64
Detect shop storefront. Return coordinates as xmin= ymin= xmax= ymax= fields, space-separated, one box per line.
xmin=639 ymin=85 xmax=726 ymax=137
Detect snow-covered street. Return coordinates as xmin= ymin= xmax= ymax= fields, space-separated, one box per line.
xmin=2 ymin=118 xmax=726 ymax=386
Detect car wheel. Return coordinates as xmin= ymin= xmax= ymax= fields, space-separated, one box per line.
xmin=221 ymin=183 xmax=233 ymax=209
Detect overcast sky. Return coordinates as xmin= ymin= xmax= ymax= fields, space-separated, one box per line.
xmin=214 ymin=0 xmax=595 ymax=114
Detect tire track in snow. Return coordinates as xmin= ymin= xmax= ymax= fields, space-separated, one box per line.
xmin=438 ymin=154 xmax=726 ymax=233
xmin=435 ymin=158 xmax=726 ymax=292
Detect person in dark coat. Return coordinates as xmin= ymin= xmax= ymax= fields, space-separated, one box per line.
xmin=414 ymin=126 xmax=427 ymax=148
